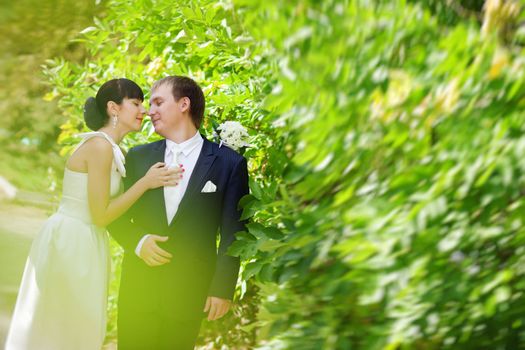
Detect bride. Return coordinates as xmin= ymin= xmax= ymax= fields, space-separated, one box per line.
xmin=5 ymin=78 xmax=183 ymax=350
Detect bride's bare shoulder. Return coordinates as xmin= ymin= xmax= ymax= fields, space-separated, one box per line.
xmin=67 ymin=136 xmax=113 ymax=171
xmin=82 ymin=136 xmax=113 ymax=152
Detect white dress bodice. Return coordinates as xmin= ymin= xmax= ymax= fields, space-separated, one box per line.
xmin=58 ymin=131 xmax=124 ymax=224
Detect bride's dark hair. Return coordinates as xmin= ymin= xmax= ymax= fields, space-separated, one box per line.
xmin=83 ymin=78 xmax=144 ymax=131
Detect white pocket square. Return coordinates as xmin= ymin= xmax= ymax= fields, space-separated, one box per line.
xmin=201 ymin=180 xmax=217 ymax=193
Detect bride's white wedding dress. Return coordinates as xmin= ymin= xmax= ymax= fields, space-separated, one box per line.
xmin=5 ymin=131 xmax=125 ymax=350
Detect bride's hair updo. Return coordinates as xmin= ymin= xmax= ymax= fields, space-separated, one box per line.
xmin=83 ymin=78 xmax=144 ymax=131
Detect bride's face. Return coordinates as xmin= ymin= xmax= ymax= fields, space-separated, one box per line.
xmin=117 ymin=98 xmax=146 ymax=132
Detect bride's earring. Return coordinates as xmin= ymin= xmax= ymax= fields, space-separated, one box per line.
xmin=112 ymin=115 xmax=118 ymax=128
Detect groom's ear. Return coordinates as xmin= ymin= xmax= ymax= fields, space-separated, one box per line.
xmin=179 ymin=96 xmax=191 ymax=113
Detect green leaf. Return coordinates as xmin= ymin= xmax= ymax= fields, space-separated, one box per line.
xmin=240 ymin=197 xmax=262 ymax=220
xmin=244 ymin=261 xmax=263 ymax=280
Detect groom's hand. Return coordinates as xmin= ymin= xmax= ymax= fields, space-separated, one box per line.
xmin=203 ymin=296 xmax=232 ymax=321
xmin=138 ymin=235 xmax=172 ymax=266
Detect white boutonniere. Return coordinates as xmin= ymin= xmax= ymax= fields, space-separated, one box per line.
xmin=215 ymin=121 xmax=251 ymax=152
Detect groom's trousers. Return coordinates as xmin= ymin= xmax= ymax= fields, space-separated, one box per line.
xmin=116 ymin=252 xmax=211 ymax=350
xmin=118 ymin=308 xmax=203 ymax=350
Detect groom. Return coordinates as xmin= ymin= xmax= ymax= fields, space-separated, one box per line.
xmin=108 ymin=76 xmax=249 ymax=349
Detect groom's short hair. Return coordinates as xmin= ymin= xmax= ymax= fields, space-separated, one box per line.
xmin=152 ymin=76 xmax=205 ymax=128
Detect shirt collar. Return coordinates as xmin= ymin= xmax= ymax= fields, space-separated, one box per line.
xmin=165 ymin=131 xmax=203 ymax=157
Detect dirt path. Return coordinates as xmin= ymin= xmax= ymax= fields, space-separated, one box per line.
xmin=0 ymin=194 xmax=51 ymax=346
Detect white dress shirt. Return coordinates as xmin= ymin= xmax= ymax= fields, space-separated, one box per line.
xmin=135 ymin=131 xmax=204 ymax=256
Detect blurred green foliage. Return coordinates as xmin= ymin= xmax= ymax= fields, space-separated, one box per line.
xmin=0 ymin=0 xmax=98 ymax=190
xmin=45 ymin=0 xmax=525 ymax=349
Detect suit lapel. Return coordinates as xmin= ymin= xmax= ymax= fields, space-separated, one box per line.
xmin=150 ymin=139 xmax=169 ymax=227
xmin=169 ymin=137 xmax=217 ymax=227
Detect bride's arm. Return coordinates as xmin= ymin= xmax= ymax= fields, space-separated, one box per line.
xmin=85 ymin=138 xmax=177 ymax=227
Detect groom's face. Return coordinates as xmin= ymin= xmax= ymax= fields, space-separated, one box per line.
xmin=148 ymin=83 xmax=183 ymax=137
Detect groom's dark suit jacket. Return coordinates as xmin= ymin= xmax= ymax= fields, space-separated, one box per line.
xmin=108 ymin=136 xmax=248 ymax=349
